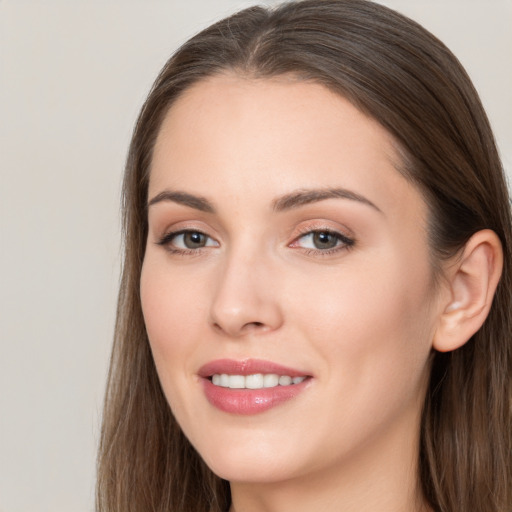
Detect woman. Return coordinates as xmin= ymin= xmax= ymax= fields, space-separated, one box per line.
xmin=96 ymin=1 xmax=512 ymax=511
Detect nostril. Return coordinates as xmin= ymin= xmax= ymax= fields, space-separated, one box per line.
xmin=244 ymin=321 xmax=265 ymax=330
xmin=212 ymin=320 xmax=266 ymax=336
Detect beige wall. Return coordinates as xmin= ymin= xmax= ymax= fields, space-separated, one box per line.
xmin=0 ymin=1 xmax=510 ymax=511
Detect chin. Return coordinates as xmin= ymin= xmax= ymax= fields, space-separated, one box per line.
xmin=207 ymin=456 xmax=296 ymax=484
xmin=192 ymin=430 xmax=305 ymax=484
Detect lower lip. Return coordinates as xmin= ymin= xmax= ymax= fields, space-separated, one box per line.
xmin=202 ymin=378 xmax=310 ymax=415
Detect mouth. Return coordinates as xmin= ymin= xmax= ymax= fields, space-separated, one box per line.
xmin=198 ymin=359 xmax=312 ymax=415
xmin=210 ymin=373 xmax=307 ymax=389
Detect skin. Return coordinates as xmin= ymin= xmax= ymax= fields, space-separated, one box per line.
xmin=140 ymin=74 xmax=444 ymax=512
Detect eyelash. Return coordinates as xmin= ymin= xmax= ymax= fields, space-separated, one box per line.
xmin=156 ymin=229 xmax=216 ymax=256
xmin=291 ymin=227 xmax=355 ymax=256
xmin=156 ymin=228 xmax=355 ymax=256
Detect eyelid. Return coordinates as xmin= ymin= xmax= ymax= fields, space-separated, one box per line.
xmin=151 ymin=217 xmax=219 ymax=244
xmin=292 ymin=230 xmax=353 ymax=247
xmin=289 ymin=224 xmax=355 ymax=254
xmin=156 ymin=228 xmax=220 ymax=253
xmin=153 ymin=221 xmax=354 ymax=256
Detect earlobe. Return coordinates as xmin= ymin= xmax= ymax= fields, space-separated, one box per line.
xmin=433 ymin=229 xmax=503 ymax=353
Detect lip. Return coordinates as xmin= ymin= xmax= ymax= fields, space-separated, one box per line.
xmin=198 ymin=358 xmax=312 ymax=415
xmin=198 ymin=358 xmax=309 ymax=378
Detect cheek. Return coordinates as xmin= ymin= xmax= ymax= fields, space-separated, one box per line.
xmin=139 ymin=256 xmax=217 ymax=433
xmin=288 ymin=260 xmax=435 ymax=460
xmin=141 ymin=254 xmax=206 ymax=339
xmin=290 ymin=249 xmax=436 ymax=395
xmin=139 ymin=257 xmax=209 ymax=392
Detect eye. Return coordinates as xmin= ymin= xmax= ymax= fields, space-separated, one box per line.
xmin=158 ymin=230 xmax=219 ymax=251
xmin=292 ymin=230 xmax=354 ymax=252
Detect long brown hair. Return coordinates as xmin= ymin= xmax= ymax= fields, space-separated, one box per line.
xmin=96 ymin=1 xmax=512 ymax=511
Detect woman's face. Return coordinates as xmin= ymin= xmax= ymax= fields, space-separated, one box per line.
xmin=141 ymin=75 xmax=443 ymax=484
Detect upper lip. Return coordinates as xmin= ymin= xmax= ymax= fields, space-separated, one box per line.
xmin=198 ymin=358 xmax=310 ymax=378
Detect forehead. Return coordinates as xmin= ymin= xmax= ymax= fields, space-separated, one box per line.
xmin=154 ymin=73 xmax=397 ymax=166
xmin=149 ymin=74 xmax=425 ymax=223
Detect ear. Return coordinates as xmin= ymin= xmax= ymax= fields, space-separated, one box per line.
xmin=433 ymin=229 xmax=503 ymax=353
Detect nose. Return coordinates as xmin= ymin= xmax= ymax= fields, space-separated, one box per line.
xmin=209 ymin=249 xmax=284 ymax=337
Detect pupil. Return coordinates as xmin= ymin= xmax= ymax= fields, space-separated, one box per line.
xmin=184 ymin=232 xmax=205 ymax=248
xmin=313 ymin=232 xmax=337 ymax=249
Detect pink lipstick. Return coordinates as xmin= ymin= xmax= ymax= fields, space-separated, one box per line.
xmin=198 ymin=359 xmax=311 ymax=415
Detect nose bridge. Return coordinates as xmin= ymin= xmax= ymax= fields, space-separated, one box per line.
xmin=209 ymin=238 xmax=283 ymax=337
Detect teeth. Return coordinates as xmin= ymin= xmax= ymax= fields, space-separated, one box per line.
xmin=211 ymin=373 xmax=306 ymax=389
xmin=229 ymin=375 xmax=245 ymax=389
xmin=246 ymin=373 xmax=264 ymax=389
xmin=278 ymin=375 xmax=292 ymax=386
xmin=263 ymin=374 xmax=279 ymax=388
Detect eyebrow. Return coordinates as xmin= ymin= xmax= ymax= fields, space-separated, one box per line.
xmin=147 ymin=187 xmax=381 ymax=214
xmin=147 ymin=190 xmax=215 ymax=213
xmin=272 ymin=188 xmax=382 ymax=213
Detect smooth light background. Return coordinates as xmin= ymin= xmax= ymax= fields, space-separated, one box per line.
xmin=0 ymin=1 xmax=510 ymax=511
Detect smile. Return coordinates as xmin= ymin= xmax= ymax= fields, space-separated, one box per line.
xmin=211 ymin=373 xmax=306 ymax=389
xmin=199 ymin=359 xmax=312 ymax=415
